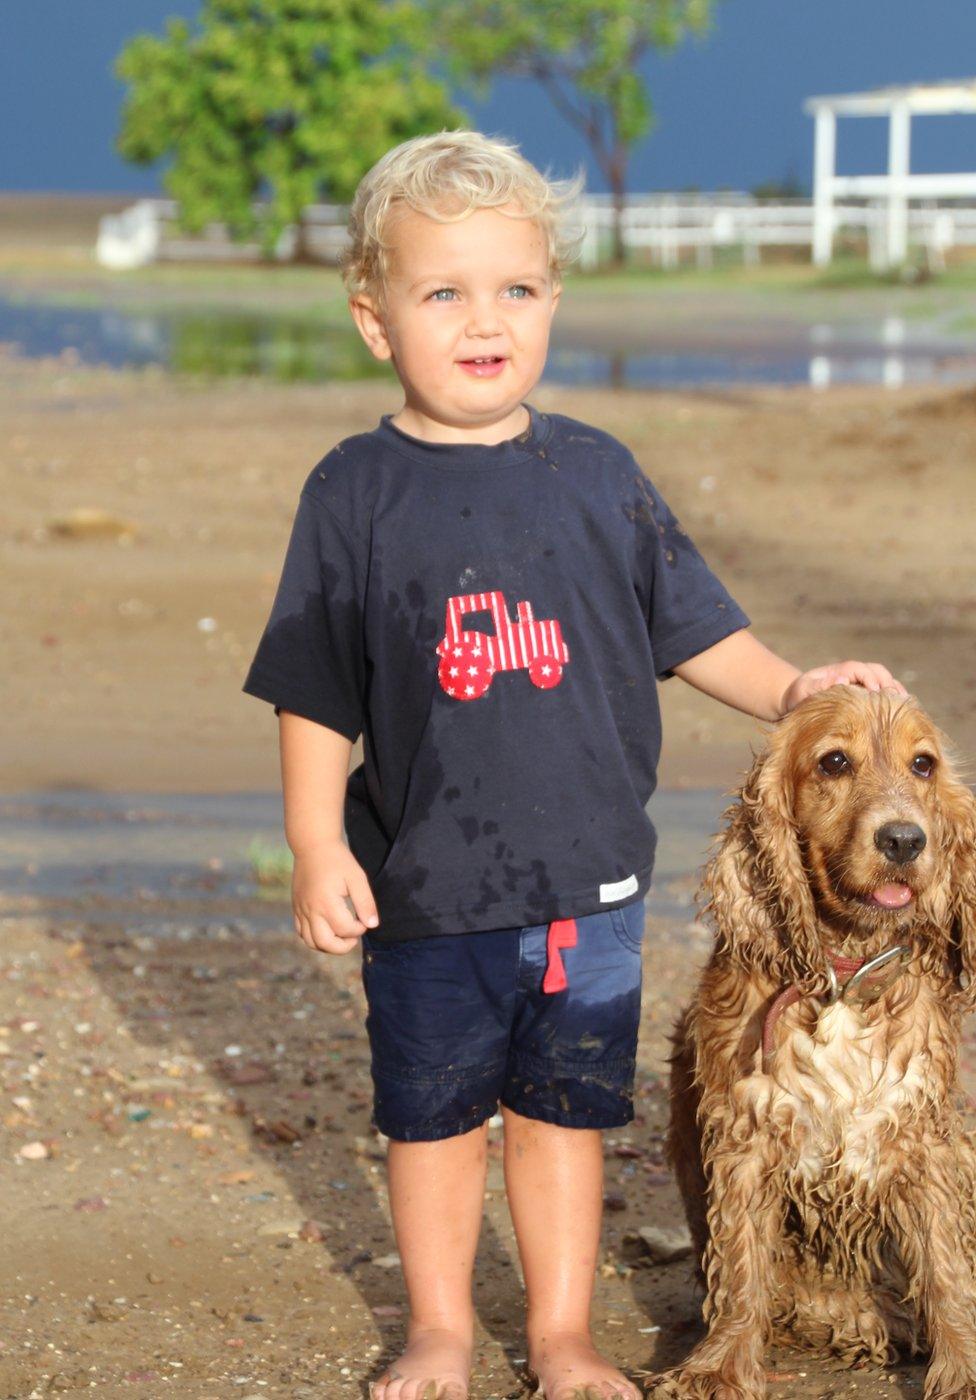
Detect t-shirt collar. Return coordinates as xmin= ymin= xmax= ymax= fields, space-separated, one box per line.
xmin=374 ymin=401 xmax=552 ymax=469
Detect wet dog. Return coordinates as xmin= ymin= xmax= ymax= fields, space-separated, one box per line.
xmin=651 ymin=686 xmax=976 ymax=1400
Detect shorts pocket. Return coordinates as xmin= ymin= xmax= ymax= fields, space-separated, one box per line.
xmin=609 ymin=897 xmax=645 ymax=954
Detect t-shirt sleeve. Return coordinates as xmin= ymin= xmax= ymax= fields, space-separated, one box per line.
xmin=635 ymin=471 xmax=751 ymax=681
xmin=241 ymin=487 xmax=366 ymax=742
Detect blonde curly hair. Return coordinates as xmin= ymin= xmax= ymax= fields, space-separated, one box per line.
xmin=340 ymin=128 xmax=586 ymax=311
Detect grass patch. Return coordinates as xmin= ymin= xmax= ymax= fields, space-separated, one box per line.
xmin=5 ymin=246 xmax=976 ymax=307
xmin=566 ymin=252 xmax=976 ymax=296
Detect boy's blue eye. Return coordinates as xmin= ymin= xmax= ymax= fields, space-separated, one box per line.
xmin=427 ymin=284 xmax=536 ymax=302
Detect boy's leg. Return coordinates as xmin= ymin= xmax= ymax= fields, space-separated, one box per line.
xmin=502 ymin=1109 xmax=640 ymax=1400
xmin=370 ymin=1122 xmax=488 ymax=1400
xmin=361 ymin=927 xmax=519 ymax=1399
xmin=501 ymin=899 xmax=647 ymax=1399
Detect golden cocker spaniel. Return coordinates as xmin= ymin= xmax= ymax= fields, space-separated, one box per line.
xmin=653 ymin=685 xmax=976 ymax=1400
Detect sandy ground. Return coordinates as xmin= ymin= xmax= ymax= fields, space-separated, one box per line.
xmin=6 ymin=883 xmax=972 ymax=1400
xmin=5 ymin=348 xmax=976 ymax=1397
xmin=3 ymin=355 xmax=976 ymax=794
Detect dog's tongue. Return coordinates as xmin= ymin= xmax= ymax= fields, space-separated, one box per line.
xmin=872 ymin=883 xmax=914 ymax=908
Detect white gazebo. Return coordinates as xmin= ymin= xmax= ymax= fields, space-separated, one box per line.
xmin=805 ymin=79 xmax=976 ymax=268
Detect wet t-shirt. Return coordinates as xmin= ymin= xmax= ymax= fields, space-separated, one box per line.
xmin=242 ymin=402 xmax=750 ymax=942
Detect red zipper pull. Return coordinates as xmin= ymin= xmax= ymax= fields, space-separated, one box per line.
xmin=542 ymin=917 xmax=578 ymax=993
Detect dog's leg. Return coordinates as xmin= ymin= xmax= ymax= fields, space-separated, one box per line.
xmin=886 ymin=1141 xmax=976 ymax=1400
xmin=647 ymin=1134 xmax=782 ymax=1400
xmin=667 ymin=1008 xmax=709 ymax=1271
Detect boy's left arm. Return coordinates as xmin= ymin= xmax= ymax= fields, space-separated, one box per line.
xmin=671 ymin=627 xmax=908 ymax=722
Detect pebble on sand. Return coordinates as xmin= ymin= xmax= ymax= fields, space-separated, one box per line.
xmin=18 ymin=1141 xmax=50 ymax=1160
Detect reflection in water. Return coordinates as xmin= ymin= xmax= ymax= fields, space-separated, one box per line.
xmin=3 ymin=295 xmax=976 ymax=390
xmin=0 ymin=297 xmax=389 ymax=384
xmin=809 ymin=316 xmax=910 ymax=389
xmin=168 ymin=312 xmax=389 ymax=382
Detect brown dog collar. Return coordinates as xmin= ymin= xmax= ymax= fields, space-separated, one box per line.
xmin=761 ymin=944 xmax=912 ymax=1071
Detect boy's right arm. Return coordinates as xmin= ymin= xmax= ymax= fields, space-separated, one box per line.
xmin=279 ymin=710 xmax=380 ymax=955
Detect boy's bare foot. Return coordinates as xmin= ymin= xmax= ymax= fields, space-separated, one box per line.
xmin=368 ymin=1324 xmax=471 ymax=1399
xmin=526 ymin=1329 xmax=642 ymax=1399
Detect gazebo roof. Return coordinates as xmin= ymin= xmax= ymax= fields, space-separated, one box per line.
xmin=804 ymin=79 xmax=976 ymax=118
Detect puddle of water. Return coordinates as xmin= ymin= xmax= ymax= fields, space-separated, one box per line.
xmin=0 ymin=790 xmax=289 ymax=937
xmin=0 ymin=297 xmax=387 ymax=382
xmin=4 ymin=294 xmax=976 ymax=389
xmin=0 ymin=787 xmax=728 ymax=938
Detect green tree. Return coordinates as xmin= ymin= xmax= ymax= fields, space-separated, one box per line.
xmin=115 ymin=0 xmax=463 ymax=261
xmin=424 ymin=0 xmax=716 ymax=267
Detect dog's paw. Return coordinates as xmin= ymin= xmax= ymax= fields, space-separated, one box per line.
xmin=644 ymin=1367 xmax=764 ymax=1400
xmin=922 ymin=1384 xmax=976 ymax=1400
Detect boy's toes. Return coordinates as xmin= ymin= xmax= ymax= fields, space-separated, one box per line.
xmin=382 ymin=1375 xmax=467 ymax=1400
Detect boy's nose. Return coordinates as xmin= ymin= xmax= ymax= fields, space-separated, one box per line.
xmin=465 ymin=301 xmax=504 ymax=337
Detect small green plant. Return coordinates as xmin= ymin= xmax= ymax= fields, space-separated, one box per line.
xmin=246 ymin=837 xmax=292 ymax=889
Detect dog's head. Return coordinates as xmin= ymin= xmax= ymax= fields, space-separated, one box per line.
xmin=700 ymin=685 xmax=976 ymax=996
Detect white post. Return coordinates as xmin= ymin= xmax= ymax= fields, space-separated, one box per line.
xmin=812 ymin=106 xmax=836 ymax=265
xmin=867 ymin=200 xmax=886 ymax=272
xmin=886 ymin=101 xmax=912 ymax=267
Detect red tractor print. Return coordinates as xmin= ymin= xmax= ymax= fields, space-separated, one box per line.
xmin=436 ymin=590 xmax=570 ymax=701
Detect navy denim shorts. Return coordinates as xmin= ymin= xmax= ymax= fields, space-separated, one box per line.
xmin=359 ymin=897 xmax=646 ymax=1142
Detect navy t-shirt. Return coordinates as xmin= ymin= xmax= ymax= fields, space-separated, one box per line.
xmin=242 ymin=402 xmax=750 ymax=942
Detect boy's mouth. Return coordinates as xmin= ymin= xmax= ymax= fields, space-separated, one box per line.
xmin=458 ymin=355 xmax=507 ymax=378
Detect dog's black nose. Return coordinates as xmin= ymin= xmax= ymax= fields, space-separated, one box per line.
xmin=874 ymin=821 xmax=927 ymax=864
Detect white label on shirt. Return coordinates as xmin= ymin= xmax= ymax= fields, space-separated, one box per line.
xmin=599 ymin=873 xmax=639 ymax=903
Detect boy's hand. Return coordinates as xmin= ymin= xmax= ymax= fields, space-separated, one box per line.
xmin=291 ymin=839 xmax=380 ymax=954
xmin=780 ymin=660 xmax=908 ymax=716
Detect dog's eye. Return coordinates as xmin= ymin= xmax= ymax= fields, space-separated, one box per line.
xmin=911 ymin=753 xmax=935 ymax=778
xmin=818 ymin=750 xmax=850 ymax=776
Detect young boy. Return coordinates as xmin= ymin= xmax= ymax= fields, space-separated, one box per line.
xmin=242 ymin=129 xmax=906 ymax=1400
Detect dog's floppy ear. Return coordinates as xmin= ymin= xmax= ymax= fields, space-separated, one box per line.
xmin=699 ymin=722 xmax=825 ymax=990
xmin=934 ymin=744 xmax=976 ymax=1006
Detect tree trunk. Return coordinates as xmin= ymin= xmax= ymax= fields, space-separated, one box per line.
xmin=608 ymin=147 xmax=628 ymax=270
xmin=292 ymin=212 xmax=317 ymax=265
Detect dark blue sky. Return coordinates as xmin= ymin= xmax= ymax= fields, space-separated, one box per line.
xmin=4 ymin=1 xmax=975 ymax=196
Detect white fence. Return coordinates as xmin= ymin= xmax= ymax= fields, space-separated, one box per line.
xmin=573 ymin=194 xmax=976 ymax=272
xmin=95 ymin=198 xmax=350 ymax=270
xmin=96 ymin=193 xmax=976 ymax=272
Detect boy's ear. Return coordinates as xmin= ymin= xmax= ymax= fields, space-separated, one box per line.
xmin=550 ymin=280 xmax=562 ymax=316
xmin=347 ymin=294 xmax=393 ymax=361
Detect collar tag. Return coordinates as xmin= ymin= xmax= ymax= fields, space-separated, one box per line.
xmin=838 ymin=944 xmax=913 ymax=1006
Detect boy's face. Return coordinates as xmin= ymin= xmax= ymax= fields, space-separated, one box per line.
xmin=348 ymin=201 xmax=561 ymax=437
